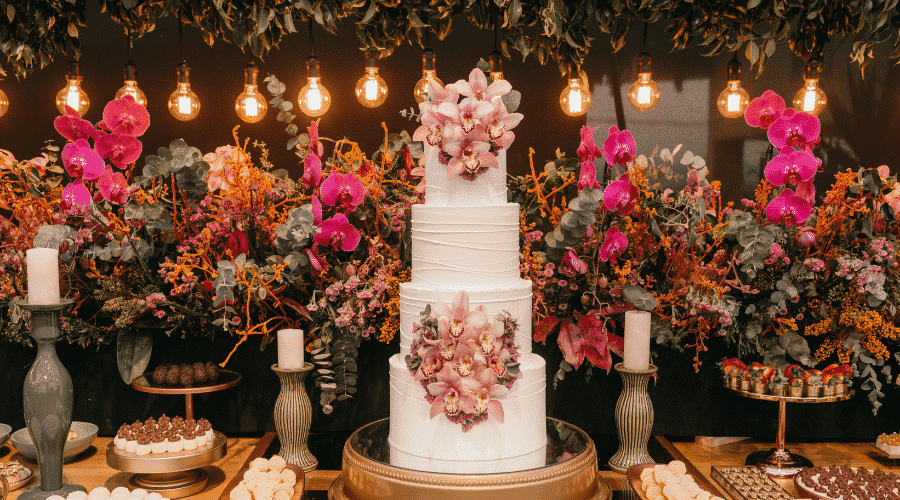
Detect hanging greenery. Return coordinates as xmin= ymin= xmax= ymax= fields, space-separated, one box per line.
xmin=2 ymin=1 xmax=900 ymax=79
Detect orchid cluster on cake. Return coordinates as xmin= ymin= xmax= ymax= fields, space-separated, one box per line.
xmin=389 ymin=67 xmax=546 ymax=474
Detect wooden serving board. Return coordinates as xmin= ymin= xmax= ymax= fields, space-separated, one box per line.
xmin=218 ymin=433 xmax=304 ymax=500
xmin=627 ymin=463 xmax=723 ymax=499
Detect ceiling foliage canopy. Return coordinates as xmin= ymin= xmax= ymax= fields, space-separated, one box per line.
xmin=1 ymin=0 xmax=899 ymax=79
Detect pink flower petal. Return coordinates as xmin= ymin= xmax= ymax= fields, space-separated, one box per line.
xmin=63 ymin=181 xmax=91 ymax=208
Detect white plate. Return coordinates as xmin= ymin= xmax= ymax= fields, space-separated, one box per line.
xmin=0 ymin=424 xmax=11 ymax=447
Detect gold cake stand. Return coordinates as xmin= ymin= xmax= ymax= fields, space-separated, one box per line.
xmin=328 ymin=418 xmax=611 ymax=500
xmin=132 ymin=370 xmax=241 ymax=420
xmin=723 ymin=386 xmax=854 ymax=477
xmin=106 ymin=431 xmax=227 ymax=498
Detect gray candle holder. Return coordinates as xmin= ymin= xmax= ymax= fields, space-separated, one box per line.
xmin=608 ymin=362 xmax=658 ymax=474
xmin=272 ymin=363 xmax=317 ymax=471
xmin=19 ymin=299 xmax=86 ymax=500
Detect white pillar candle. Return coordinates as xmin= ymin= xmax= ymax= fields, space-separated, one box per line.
xmin=623 ymin=310 xmax=652 ymax=371
xmin=26 ymin=248 xmax=60 ymax=305
xmin=277 ymin=329 xmax=304 ymax=369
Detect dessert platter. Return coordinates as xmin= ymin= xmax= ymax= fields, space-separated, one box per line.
xmin=794 ymin=465 xmax=900 ymax=500
xmin=223 ymin=455 xmax=303 ymax=500
xmin=219 ymin=433 xmax=305 ymax=500
xmin=710 ymin=466 xmax=792 ymax=500
xmin=874 ymin=431 xmax=900 ymax=459
xmin=1 ymin=460 xmax=34 ymax=491
xmin=52 ymin=486 xmax=176 ymax=500
xmin=132 ymin=365 xmax=241 ymax=421
xmin=627 ymin=461 xmax=725 ymax=500
xmin=106 ymin=416 xmax=227 ymax=499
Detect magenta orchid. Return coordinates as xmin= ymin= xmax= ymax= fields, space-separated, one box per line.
xmin=563 ymin=249 xmax=588 ymax=274
xmin=556 ymin=314 xmax=624 ymax=371
xmin=54 ymin=107 xmax=99 ymax=143
xmin=603 ymin=126 xmax=636 ymax=167
xmin=307 ymin=119 xmax=324 ymax=157
xmin=764 ymin=147 xmax=818 ymax=186
xmin=577 ymin=125 xmax=603 ymax=162
xmin=766 ymin=188 xmax=812 ymax=226
xmin=313 ymin=213 xmax=361 ymax=252
xmin=302 ymin=153 xmax=323 ymax=189
xmin=62 ymin=181 xmax=91 ymax=208
xmin=100 ymin=95 xmax=150 ymax=137
xmin=98 ymin=166 xmax=128 ymax=204
xmin=578 ymin=161 xmax=601 ymax=192
xmin=599 ymin=227 xmax=628 ymax=262
xmin=767 ymin=108 xmax=820 ymax=150
xmin=795 ymin=181 xmax=815 ymax=204
xmin=62 ymin=139 xmax=104 ymax=181
xmin=603 ymin=174 xmax=638 ymax=214
xmin=95 ymin=132 xmax=142 ymax=170
xmin=744 ymin=90 xmax=786 ymax=130
xmin=320 ymin=172 xmax=365 ymax=212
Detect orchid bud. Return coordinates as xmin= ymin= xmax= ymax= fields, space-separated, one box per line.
xmin=796 ymin=230 xmax=816 ymax=247
xmin=345 ymin=264 xmax=357 ymax=276
xmin=598 ymin=277 xmax=608 ymax=289
xmin=581 ymin=294 xmax=591 ymax=306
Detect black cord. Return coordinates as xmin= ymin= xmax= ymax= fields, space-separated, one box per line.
xmin=494 ymin=13 xmax=500 ymax=51
xmin=308 ymin=18 xmax=315 ymax=57
xmin=178 ymin=15 xmax=184 ymax=62
xmin=127 ymin=30 xmax=133 ymax=62
xmin=641 ymin=21 xmax=648 ymax=53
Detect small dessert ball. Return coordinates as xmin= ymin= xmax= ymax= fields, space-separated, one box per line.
xmin=180 ymin=370 xmax=194 ymax=386
xmin=165 ymin=367 xmax=180 ymax=386
xmin=205 ymin=362 xmax=220 ymax=381
xmin=193 ymin=365 xmax=208 ymax=384
xmin=152 ymin=366 xmax=167 ymax=385
xmin=180 ymin=363 xmax=192 ymax=375
xmin=169 ymin=364 xmax=181 ymax=378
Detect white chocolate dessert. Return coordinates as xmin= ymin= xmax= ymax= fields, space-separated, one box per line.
xmin=229 ymin=455 xmax=297 ymax=500
xmin=113 ymin=416 xmax=214 ymax=455
xmin=637 ymin=461 xmax=725 ymax=500
xmin=52 ymin=487 xmax=171 ymax=500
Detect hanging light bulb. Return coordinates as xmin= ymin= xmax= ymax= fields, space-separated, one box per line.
xmin=792 ymin=58 xmax=827 ymax=116
xmin=628 ymin=53 xmax=660 ymax=112
xmin=0 ymin=87 xmax=8 ymax=118
xmin=55 ymin=61 xmax=90 ymax=116
xmin=488 ymin=50 xmax=504 ymax=82
xmin=717 ymin=57 xmax=750 ymax=118
xmin=168 ymin=61 xmax=200 ymax=121
xmin=355 ymin=52 xmax=388 ymax=108
xmin=414 ymin=49 xmax=443 ymax=104
xmin=297 ymin=56 xmax=331 ymax=117
xmin=235 ymin=61 xmax=268 ymax=123
xmin=559 ymin=64 xmax=591 ymax=117
xmin=114 ymin=61 xmax=148 ymax=107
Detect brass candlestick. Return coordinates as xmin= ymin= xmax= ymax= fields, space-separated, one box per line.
xmin=608 ymin=363 xmax=657 ymax=473
xmin=272 ymin=363 xmax=317 ymax=471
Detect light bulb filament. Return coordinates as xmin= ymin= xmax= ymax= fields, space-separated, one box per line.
xmin=66 ymin=87 xmax=80 ymax=109
xmin=307 ymin=86 xmax=322 ymax=111
xmin=364 ymin=78 xmax=378 ymax=101
xmin=803 ymin=88 xmax=816 ymax=113
xmin=245 ymin=97 xmax=259 ymax=117
xmin=178 ymin=95 xmax=191 ymax=114
xmin=727 ymin=93 xmax=740 ymax=112
xmin=637 ymin=85 xmax=651 ymax=104
xmin=568 ymin=89 xmax=582 ymax=114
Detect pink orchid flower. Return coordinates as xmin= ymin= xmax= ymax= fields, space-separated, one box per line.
xmin=443 ymin=130 xmax=497 ymax=181
xmin=305 ymin=244 xmax=326 ymax=272
xmin=767 ymin=108 xmax=820 ymax=150
xmin=412 ymin=107 xmax=449 ymax=147
xmin=877 ymin=165 xmax=891 ymax=180
xmin=744 ymin=90 xmax=786 ymax=130
xmin=453 ymin=67 xmax=511 ymax=102
xmin=471 ymin=384 xmax=509 ymax=422
xmin=311 ymin=195 xmax=322 ymax=225
xmin=556 ymin=313 xmax=624 ymax=371
xmin=434 ymin=291 xmax=488 ymax=339
xmin=320 ymin=172 xmax=365 ymax=212
xmin=455 ymin=98 xmax=494 ymax=134
xmin=795 ymin=181 xmax=815 ymax=204
xmin=302 ymin=153 xmax=323 ymax=188
xmin=101 ymin=95 xmax=150 ymax=137
xmin=603 ymin=126 xmax=636 ymax=167
xmin=766 ymin=188 xmax=812 ymax=226
xmin=577 ymin=161 xmax=601 ymax=192
xmin=307 ymin=119 xmax=324 ymax=157
xmin=62 ymin=139 xmax=104 ymax=181
xmin=98 ymin=165 xmax=128 ymax=204
xmin=599 ymin=227 xmax=628 ymax=262
xmin=564 ymin=249 xmax=588 ymax=274
xmin=420 ymin=78 xmax=460 ymax=110
xmin=62 ymin=181 xmax=91 ymax=208
xmin=763 ymin=147 xmax=818 ymax=186
xmin=313 ymin=213 xmax=360 ymax=252
xmin=603 ymin=174 xmax=638 ymax=214
xmin=95 ymin=132 xmax=142 ymax=170
xmin=885 ymin=185 xmax=900 ymax=214
xmin=484 ymin=99 xmax=523 ymax=145
xmin=427 ymin=365 xmax=481 ymax=419
xmin=577 ymin=125 xmax=603 ymax=162
xmin=54 ymin=107 xmax=99 ymax=143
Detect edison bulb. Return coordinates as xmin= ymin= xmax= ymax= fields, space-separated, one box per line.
xmin=235 ymin=84 xmax=267 ymax=123
xmin=792 ymin=79 xmax=827 ymax=115
xmin=168 ymin=83 xmax=200 ymax=121
xmin=298 ymin=77 xmax=331 ymax=117
xmin=0 ymin=88 xmax=8 ymax=118
xmin=115 ymin=80 xmax=147 ymax=107
xmin=559 ymin=77 xmax=591 ymax=117
xmin=414 ymin=70 xmax=443 ymax=104
xmin=55 ymin=76 xmax=89 ymax=116
xmin=628 ymin=73 xmax=660 ymax=112
xmin=717 ymin=81 xmax=750 ymax=118
xmin=355 ymin=67 xmax=388 ymax=108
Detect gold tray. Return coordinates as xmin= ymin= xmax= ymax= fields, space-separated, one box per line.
xmin=722 ymin=385 xmax=855 ymax=403
xmin=219 ymin=433 xmax=305 ymax=500
xmin=106 ymin=431 xmax=227 ymax=473
xmin=628 ymin=463 xmax=722 ymax=499
xmin=711 ymin=466 xmax=792 ymax=500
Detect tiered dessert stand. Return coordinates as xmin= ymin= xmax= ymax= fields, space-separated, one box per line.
xmin=723 ymin=385 xmax=854 ymax=477
xmin=327 ymin=417 xmax=611 ymax=500
xmin=131 ymin=370 xmax=242 ymax=420
xmin=106 ymin=432 xmax=227 ymax=499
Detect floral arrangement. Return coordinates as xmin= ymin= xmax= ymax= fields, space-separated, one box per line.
xmin=412 ymin=68 xmax=522 ymax=181
xmin=512 ymin=88 xmax=900 ymax=413
xmin=405 ymin=291 xmax=521 ymax=430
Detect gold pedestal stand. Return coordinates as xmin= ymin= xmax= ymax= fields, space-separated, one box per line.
xmin=131 ymin=370 xmax=242 ymax=421
xmin=328 ymin=418 xmax=611 ymax=500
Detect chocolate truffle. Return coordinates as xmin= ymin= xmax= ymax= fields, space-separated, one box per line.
xmin=205 ymin=362 xmax=220 ymax=381
xmin=152 ymin=366 xmax=167 ymax=385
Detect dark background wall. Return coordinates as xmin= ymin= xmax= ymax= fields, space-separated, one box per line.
xmin=2 ymin=4 xmax=900 ymax=467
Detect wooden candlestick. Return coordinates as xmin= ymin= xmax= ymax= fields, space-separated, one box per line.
xmin=272 ymin=363 xmax=317 ymax=472
xmin=608 ymin=362 xmax=657 ymax=473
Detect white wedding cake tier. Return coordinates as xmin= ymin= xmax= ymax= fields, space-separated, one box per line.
xmin=388 ymin=134 xmax=546 ymax=473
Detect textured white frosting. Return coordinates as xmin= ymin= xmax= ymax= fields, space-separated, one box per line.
xmin=388 ymin=353 xmax=547 ymax=474
xmin=424 ymin=145 xmax=508 ymax=207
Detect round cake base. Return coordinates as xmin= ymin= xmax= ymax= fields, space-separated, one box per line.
xmin=328 ymin=418 xmax=610 ymax=500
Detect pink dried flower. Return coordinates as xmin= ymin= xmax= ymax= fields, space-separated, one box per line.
xmin=320 ymin=172 xmax=366 ymax=212
xmin=603 ymin=126 xmax=636 ymax=167
xmin=744 ymin=90 xmax=785 ymax=130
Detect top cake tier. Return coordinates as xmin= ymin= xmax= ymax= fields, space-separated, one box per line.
xmin=423 ymin=145 xmax=508 ymax=207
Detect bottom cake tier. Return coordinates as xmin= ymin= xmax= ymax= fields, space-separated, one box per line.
xmin=387 ymin=352 xmax=547 ymax=474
